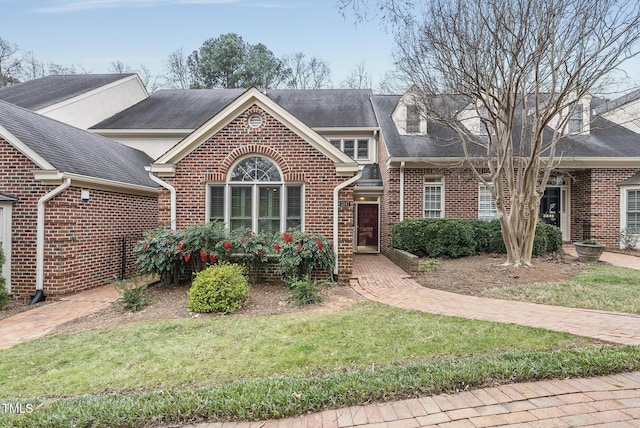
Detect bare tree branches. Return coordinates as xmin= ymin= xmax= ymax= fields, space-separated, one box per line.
xmin=344 ymin=0 xmax=640 ymax=265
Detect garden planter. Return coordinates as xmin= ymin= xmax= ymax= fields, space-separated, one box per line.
xmin=573 ymin=242 xmax=605 ymax=263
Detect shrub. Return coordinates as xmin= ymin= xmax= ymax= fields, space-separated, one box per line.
xmin=468 ymin=220 xmax=494 ymax=253
xmin=115 ymin=278 xmax=150 ymax=312
xmin=392 ymin=218 xmax=562 ymax=258
xmin=134 ymin=227 xmax=183 ymax=286
xmin=535 ymin=223 xmax=563 ymax=255
xmin=179 ymin=221 xmax=227 ymax=272
xmin=188 ymin=264 xmax=249 ymax=313
xmin=393 ymin=219 xmax=475 ymax=258
xmin=288 ymin=276 xmax=322 ymax=306
xmin=0 ymin=246 xmax=8 ymax=309
xmin=618 ymin=228 xmax=639 ymax=250
xmin=275 ymin=229 xmax=335 ymax=281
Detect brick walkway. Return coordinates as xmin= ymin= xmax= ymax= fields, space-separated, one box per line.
xmin=185 ymin=371 xmax=640 ymax=427
xmin=350 ymin=254 xmax=640 ymax=346
xmin=0 ymin=284 xmax=119 ymax=349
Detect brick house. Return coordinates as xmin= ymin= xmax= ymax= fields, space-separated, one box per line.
xmin=3 ymin=74 xmax=640 ymax=298
xmin=0 ymin=97 xmax=157 ymax=301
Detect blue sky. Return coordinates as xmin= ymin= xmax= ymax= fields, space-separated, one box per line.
xmin=0 ymin=0 xmax=396 ymax=88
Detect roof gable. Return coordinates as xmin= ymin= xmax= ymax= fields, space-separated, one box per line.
xmin=0 ymin=74 xmax=139 ymax=111
xmin=153 ymin=88 xmax=359 ymax=174
xmin=0 ymin=99 xmax=155 ymax=190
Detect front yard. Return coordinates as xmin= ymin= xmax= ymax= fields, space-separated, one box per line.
xmin=1 ymin=252 xmax=640 ymax=427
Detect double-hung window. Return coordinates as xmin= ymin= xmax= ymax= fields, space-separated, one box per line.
xmin=478 ymin=184 xmax=497 ymax=221
xmin=209 ymin=156 xmax=303 ymax=233
xmin=406 ymin=105 xmax=421 ymax=133
xmin=424 ymin=177 xmax=444 ymax=218
xmin=567 ymin=104 xmax=583 ymax=133
xmin=626 ymin=189 xmax=640 ymax=231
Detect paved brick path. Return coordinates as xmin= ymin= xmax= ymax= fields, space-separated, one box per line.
xmin=350 ymin=254 xmax=640 ymax=346
xmin=184 ymin=371 xmax=640 ymax=427
xmin=0 ymin=284 xmax=119 ymax=349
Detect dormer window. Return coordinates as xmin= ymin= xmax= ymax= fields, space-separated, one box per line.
xmin=406 ymin=105 xmax=421 ymax=133
xmin=567 ymin=104 xmax=583 ymax=133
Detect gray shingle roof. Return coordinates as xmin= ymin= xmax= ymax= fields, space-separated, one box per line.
xmin=372 ymin=95 xmax=640 ymax=160
xmin=0 ymin=99 xmax=155 ymax=188
xmin=0 ymin=74 xmax=135 ymax=111
xmin=92 ymin=88 xmax=378 ymax=130
xmin=372 ymin=95 xmax=472 ymax=158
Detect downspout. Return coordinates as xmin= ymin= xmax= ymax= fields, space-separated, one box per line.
xmin=400 ymin=161 xmax=405 ymax=221
xmin=32 ymin=177 xmax=71 ymax=304
xmin=147 ymin=169 xmax=177 ymax=231
xmin=333 ymin=166 xmax=364 ymax=279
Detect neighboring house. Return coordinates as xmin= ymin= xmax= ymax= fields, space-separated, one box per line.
xmin=0 ymin=99 xmax=158 ymax=300
xmin=0 ymin=74 xmax=147 ymax=129
xmin=2 ymin=73 xmax=640 ymax=300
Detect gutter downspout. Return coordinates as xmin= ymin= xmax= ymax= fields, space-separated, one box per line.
xmin=32 ymin=177 xmax=71 ymax=304
xmin=400 ymin=162 xmax=405 ymax=221
xmin=147 ymin=169 xmax=177 ymax=231
xmin=333 ymin=166 xmax=364 ymax=279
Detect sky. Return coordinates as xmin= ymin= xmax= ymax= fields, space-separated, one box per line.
xmin=0 ymin=0 xmax=396 ymax=89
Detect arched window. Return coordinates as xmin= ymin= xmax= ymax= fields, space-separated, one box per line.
xmin=209 ymin=156 xmax=302 ymax=233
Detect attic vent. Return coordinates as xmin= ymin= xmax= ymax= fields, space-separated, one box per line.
xmin=248 ymin=114 xmax=264 ymax=128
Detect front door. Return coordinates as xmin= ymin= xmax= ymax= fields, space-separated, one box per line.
xmin=540 ymin=188 xmax=560 ymax=228
xmin=356 ymin=203 xmax=379 ymax=253
xmin=540 ymin=187 xmax=569 ymax=241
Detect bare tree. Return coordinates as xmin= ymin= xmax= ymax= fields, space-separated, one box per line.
xmin=283 ymin=52 xmax=332 ymax=89
xmin=163 ymin=48 xmax=193 ymax=89
xmin=0 ymin=37 xmax=22 ymax=86
xmin=341 ymin=61 xmax=372 ymax=89
xmin=341 ymin=0 xmax=640 ymax=266
xmin=109 ymin=60 xmax=158 ymax=92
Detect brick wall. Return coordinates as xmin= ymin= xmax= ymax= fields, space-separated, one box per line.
xmin=0 ymin=137 xmax=158 ymax=299
xmin=571 ymin=168 xmax=638 ymax=246
xmin=379 ymin=162 xmax=640 ymax=252
xmin=156 ymin=105 xmax=355 ymax=280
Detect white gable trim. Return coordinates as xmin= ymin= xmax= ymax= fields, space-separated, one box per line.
xmin=0 ymin=124 xmax=55 ymax=170
xmin=36 ymin=74 xmax=148 ymax=115
xmin=155 ymin=88 xmax=359 ymax=173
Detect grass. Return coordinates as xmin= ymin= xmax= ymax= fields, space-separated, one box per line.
xmin=2 ymin=345 xmax=639 ymax=427
xmin=3 ymin=261 xmax=640 ymax=427
xmin=482 ymin=265 xmax=640 ymax=313
xmin=0 ymin=302 xmax=594 ymax=397
xmin=0 ymin=301 xmax=620 ymax=427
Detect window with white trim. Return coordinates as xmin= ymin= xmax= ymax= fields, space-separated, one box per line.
xmin=567 ymin=104 xmax=583 ymax=133
xmin=478 ymin=184 xmax=497 ymax=221
xmin=330 ymin=139 xmax=370 ymax=160
xmin=423 ymin=177 xmax=444 ymax=218
xmin=626 ymin=189 xmax=640 ymax=231
xmin=406 ymin=105 xmax=421 ymax=133
xmin=209 ymin=156 xmax=302 ymax=233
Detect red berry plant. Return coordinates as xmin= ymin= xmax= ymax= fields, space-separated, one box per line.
xmin=274 ymin=228 xmax=335 ymax=284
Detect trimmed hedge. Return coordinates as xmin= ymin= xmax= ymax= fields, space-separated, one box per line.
xmin=393 ymin=219 xmax=562 ymax=259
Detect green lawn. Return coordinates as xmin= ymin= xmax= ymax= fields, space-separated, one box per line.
xmin=2 ymin=264 xmax=640 ymax=427
xmin=482 ymin=265 xmax=640 ymax=313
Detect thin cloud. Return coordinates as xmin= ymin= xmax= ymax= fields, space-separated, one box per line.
xmin=32 ymin=0 xmax=237 ymax=13
xmin=30 ymin=0 xmax=303 ymax=13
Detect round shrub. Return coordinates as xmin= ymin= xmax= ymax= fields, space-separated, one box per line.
xmin=188 ymin=263 xmax=249 ymax=313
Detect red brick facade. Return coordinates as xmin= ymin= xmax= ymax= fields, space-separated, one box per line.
xmin=378 ymin=159 xmax=640 ymax=253
xmin=156 ymin=105 xmax=355 ymax=280
xmin=1 ymin=137 xmax=158 ymax=299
